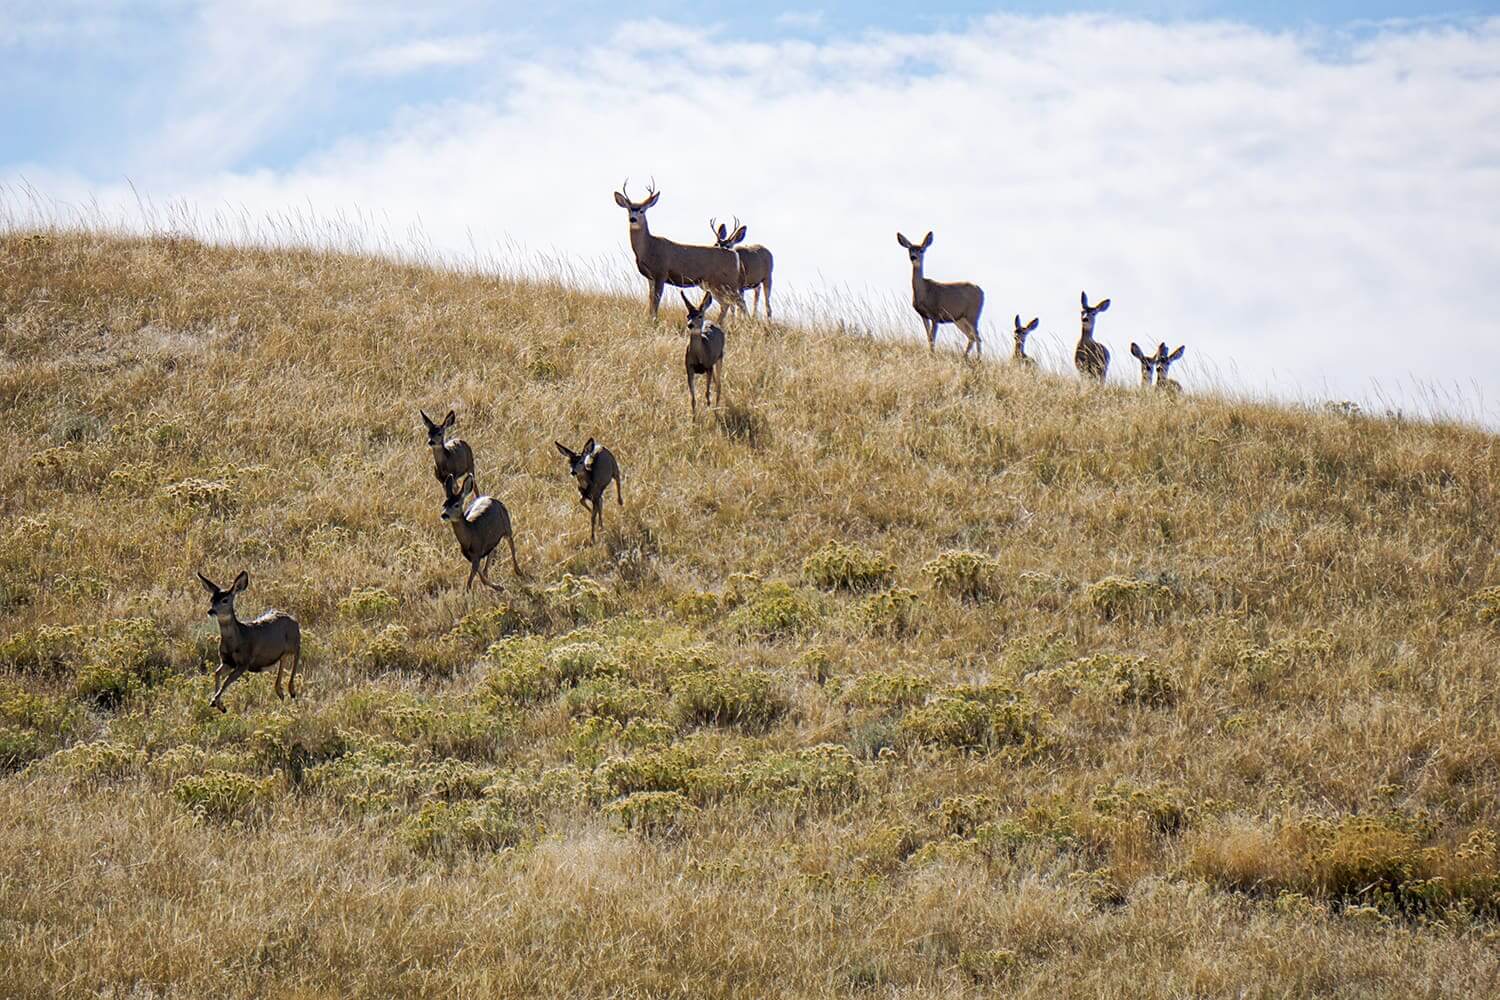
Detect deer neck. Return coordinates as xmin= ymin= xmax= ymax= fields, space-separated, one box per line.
xmin=215 ymin=610 xmax=250 ymax=656
xmin=1013 ymin=343 xmax=1027 ymax=361
xmin=1079 ymin=320 xmax=1096 ymax=344
xmin=630 ymin=219 xmax=655 ymax=265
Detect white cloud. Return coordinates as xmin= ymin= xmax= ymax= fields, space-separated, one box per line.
xmin=775 ymin=10 xmax=825 ymax=31
xmin=352 ymin=34 xmax=495 ymax=76
xmin=7 ymin=13 xmax=1500 ymax=423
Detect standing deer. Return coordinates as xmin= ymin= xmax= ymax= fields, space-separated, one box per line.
xmin=1013 ymin=315 xmax=1040 ymax=367
xmin=1129 ymin=343 xmax=1155 ymax=386
xmin=196 ymin=570 xmax=301 ymax=713
xmin=896 ymin=231 xmax=985 ymax=357
xmin=1154 ymin=342 xmax=1185 ymax=394
xmin=440 ymin=473 xmax=521 ymax=591
xmin=683 ymin=291 xmax=726 ymax=417
xmin=710 ymin=217 xmax=774 ymax=320
xmin=613 ymin=180 xmax=745 ymax=322
xmin=420 ymin=409 xmax=476 ymax=491
xmin=555 ymin=438 xmax=623 ymax=543
xmin=1075 ymin=291 xmax=1111 ymax=381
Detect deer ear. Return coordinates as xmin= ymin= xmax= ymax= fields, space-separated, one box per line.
xmin=555 ymin=441 xmax=574 ymax=460
xmin=1027 ymin=318 xmax=1039 ymax=332
xmin=643 ymin=191 xmax=660 ymax=209
xmin=1096 ymin=298 xmax=1111 ymax=312
xmin=197 ymin=572 xmax=218 ymax=595
xmin=1131 ymin=343 xmax=1146 ymax=360
xmin=583 ymin=438 xmax=595 ymax=455
xmin=420 ymin=409 xmax=434 ymax=429
xmin=920 ymin=232 xmax=933 ymax=248
xmin=896 ymin=233 xmax=911 ymax=249
xmin=442 ymin=410 xmax=455 ymax=428
xmin=462 ymin=473 xmax=476 ymax=496
xmin=1014 ymin=314 xmax=1022 ymax=329
xmin=1168 ymin=346 xmax=1185 ymax=362
xmin=231 ymin=571 xmax=249 ymax=593
xmin=444 ymin=474 xmax=458 ymax=497
xmin=700 ymin=292 xmax=713 ymax=310
xmin=614 ymin=191 xmax=630 ymax=208
xmin=717 ymin=224 xmax=728 ymax=240
xmin=1081 ymin=291 xmax=1090 ymax=308
xmin=680 ymin=291 xmax=693 ymax=311
xmin=732 ymin=225 xmax=746 ymax=243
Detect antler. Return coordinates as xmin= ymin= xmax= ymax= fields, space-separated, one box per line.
xmin=645 ymin=176 xmax=658 ymax=198
xmin=621 ymin=177 xmax=631 ymax=199
xmin=709 ymin=217 xmax=721 ymax=239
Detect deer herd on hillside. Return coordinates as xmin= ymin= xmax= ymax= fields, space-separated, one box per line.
xmin=196 ymin=179 xmax=1187 ymax=712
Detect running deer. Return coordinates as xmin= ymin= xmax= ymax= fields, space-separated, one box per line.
xmin=682 ymin=291 xmax=726 ymax=417
xmin=1129 ymin=343 xmax=1155 ymax=386
xmin=1013 ymin=315 xmax=1040 ymax=367
xmin=441 ymin=473 xmax=521 ymax=591
xmin=1075 ymin=291 xmax=1111 ymax=381
xmin=555 ymin=438 xmax=623 ymax=543
xmin=196 ymin=570 xmax=301 ymax=713
xmin=896 ymin=231 xmax=985 ymax=357
xmin=1154 ymin=342 xmax=1185 ymax=394
xmin=710 ymin=217 xmax=774 ymax=320
xmin=420 ymin=409 xmax=476 ymax=491
xmin=613 ymin=180 xmax=745 ymax=322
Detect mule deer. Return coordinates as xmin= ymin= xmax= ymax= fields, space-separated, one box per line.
xmin=196 ymin=570 xmax=301 ymax=713
xmin=1075 ymin=292 xmax=1111 ymax=381
xmin=896 ymin=232 xmax=984 ymax=357
xmin=683 ymin=291 xmax=726 ymax=417
xmin=555 ymin=438 xmax=623 ymax=543
xmin=613 ymin=180 xmax=745 ymax=322
xmin=1013 ymin=315 xmax=1039 ymax=367
xmin=441 ymin=473 xmax=521 ymax=591
xmin=1154 ymin=342 xmax=1185 ymax=394
xmin=420 ymin=409 xmax=475 ymax=490
xmin=710 ymin=217 xmax=774 ymax=320
xmin=1129 ymin=343 xmax=1155 ymax=386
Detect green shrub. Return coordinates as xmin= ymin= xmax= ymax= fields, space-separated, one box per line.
xmin=1091 ymin=779 xmax=1192 ymax=835
xmin=922 ymin=550 xmax=1003 ymax=603
xmin=672 ymin=591 xmax=719 ymax=623
xmin=932 ymin=794 xmax=997 ymax=838
xmin=568 ymin=715 xmax=676 ymax=767
xmin=402 ymin=799 xmax=522 ymax=857
xmin=563 ymin=678 xmax=660 ymax=723
xmin=844 ymin=671 xmax=933 ymax=709
xmin=1034 ymin=654 xmax=1178 ymax=708
xmin=899 ymin=690 xmax=1049 ymax=753
xmin=0 ymin=624 xmax=86 ymax=676
xmin=448 ymin=603 xmax=526 ymax=647
xmin=605 ymin=790 xmax=697 ymax=836
xmin=173 ymin=769 xmax=277 ymax=822
xmin=48 ymin=740 xmax=145 ymax=782
xmin=802 ymin=541 xmax=895 ymax=593
xmin=671 ymin=667 xmax=787 ymax=731
xmin=1086 ymin=576 xmax=1175 ymax=622
xmin=0 ymin=726 xmax=44 ymax=773
xmin=160 ymin=477 xmax=237 ymax=514
xmin=360 ymin=624 xmax=412 ymax=672
xmin=853 ymin=588 xmax=920 ymax=637
xmin=727 ymin=581 xmax=822 ymax=640
xmin=735 ymin=744 xmax=862 ymax=805
xmin=1232 ymin=630 xmax=1336 ymax=693
xmin=337 ymin=587 xmax=400 ymax=621
xmin=545 ymin=574 xmax=613 ymax=623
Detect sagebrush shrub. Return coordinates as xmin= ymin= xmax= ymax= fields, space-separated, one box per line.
xmin=844 ymin=671 xmax=933 ymax=709
xmin=605 ymin=790 xmax=697 ymax=836
xmin=853 ymin=587 xmax=920 ymax=637
xmin=671 ymin=667 xmax=787 ymax=731
xmin=898 ymin=689 xmax=1049 ymax=752
xmin=726 ymin=581 xmax=822 ymax=640
xmin=1086 ymin=576 xmax=1175 ymax=622
xmin=801 ymin=541 xmax=895 ymax=593
xmin=922 ymin=550 xmax=1003 ymax=602
xmin=402 ymin=799 xmax=522 ymax=857
xmin=337 ymin=587 xmax=399 ymax=621
xmin=173 ymin=769 xmax=277 ymax=822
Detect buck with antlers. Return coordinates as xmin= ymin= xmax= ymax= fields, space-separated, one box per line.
xmin=613 ymin=180 xmax=745 ymax=322
xmin=710 ymin=217 xmax=774 ymax=320
xmin=896 ymin=231 xmax=985 ymax=358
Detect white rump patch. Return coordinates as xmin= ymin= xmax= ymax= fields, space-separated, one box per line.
xmin=465 ymin=496 xmax=493 ymax=522
xmin=582 ymin=444 xmax=596 ymax=471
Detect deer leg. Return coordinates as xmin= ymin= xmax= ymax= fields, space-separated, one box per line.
xmin=688 ymin=372 xmax=698 ymax=418
xmin=649 ymin=279 xmax=665 ymax=320
xmin=274 ymin=656 xmax=286 ymax=700
xmin=762 ymin=276 xmax=772 ymax=320
xmin=287 ymin=650 xmax=301 ymax=699
xmin=958 ymin=319 xmax=980 ymax=358
xmin=925 ymin=318 xmax=937 ymax=351
xmin=210 ymin=664 xmax=248 ymax=713
xmin=473 ymin=561 xmax=506 ymax=592
xmin=506 ymin=535 xmax=523 ymax=577
xmin=466 ymin=561 xmax=478 ymax=591
xmin=615 ymin=473 xmax=623 ymax=506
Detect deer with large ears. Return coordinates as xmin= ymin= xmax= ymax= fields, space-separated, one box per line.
xmin=441 ymin=473 xmax=522 ymax=591
xmin=1129 ymin=343 xmax=1155 ymax=386
xmin=420 ymin=409 xmax=476 ymax=491
xmin=1013 ymin=315 xmax=1040 ymax=367
xmin=555 ymin=438 xmax=623 ymax=543
xmin=1075 ymin=291 xmax=1111 ymax=381
xmin=682 ymin=291 xmax=726 ymax=417
xmin=613 ymin=180 xmax=745 ymax=322
xmin=196 ymin=570 xmax=301 ymax=713
xmin=896 ymin=231 xmax=985 ymax=357
xmin=710 ymin=217 xmax=774 ymax=320
xmin=1154 ymin=342 xmax=1185 ymax=393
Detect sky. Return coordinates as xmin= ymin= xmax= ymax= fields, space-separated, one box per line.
xmin=4 ymin=2 xmax=1500 ymax=422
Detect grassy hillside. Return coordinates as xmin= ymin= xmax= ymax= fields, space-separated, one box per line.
xmin=3 ymin=229 xmax=1500 ymax=998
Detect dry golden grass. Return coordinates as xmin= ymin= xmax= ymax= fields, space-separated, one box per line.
xmin=2 ymin=228 xmax=1500 ymax=998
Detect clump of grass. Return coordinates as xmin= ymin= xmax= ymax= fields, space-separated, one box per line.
xmin=801 ymin=541 xmax=895 ymax=593
xmin=173 ymin=769 xmax=278 ymax=823
xmin=735 ymin=744 xmax=862 ymax=805
xmin=932 ymin=794 xmax=997 ymax=838
xmin=402 ymin=799 xmax=522 ymax=858
xmin=1463 ymin=586 xmax=1500 ymax=628
xmin=727 ymin=581 xmax=823 ymax=640
xmin=447 ymin=603 xmax=526 ymax=647
xmin=1090 ymin=779 xmax=1193 ymax=835
xmin=898 ymin=687 xmax=1050 ymax=753
xmin=337 ymin=587 xmax=400 ymax=621
xmin=922 ymin=550 xmax=1003 ymax=602
xmin=545 ymin=574 xmax=613 ymax=624
xmin=47 ymin=740 xmax=146 ymax=783
xmin=160 ymin=477 xmax=237 ymax=514
xmin=844 ymin=670 xmax=933 ymax=709
xmin=852 ymin=587 xmax=920 ymax=637
xmin=1086 ymin=576 xmax=1175 ymax=622
xmin=1033 ymin=653 xmax=1178 ymax=708
xmin=671 ymin=667 xmax=787 ymax=731
xmin=672 ymin=590 xmax=719 ymax=623
xmin=605 ymin=790 xmax=697 ymax=836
